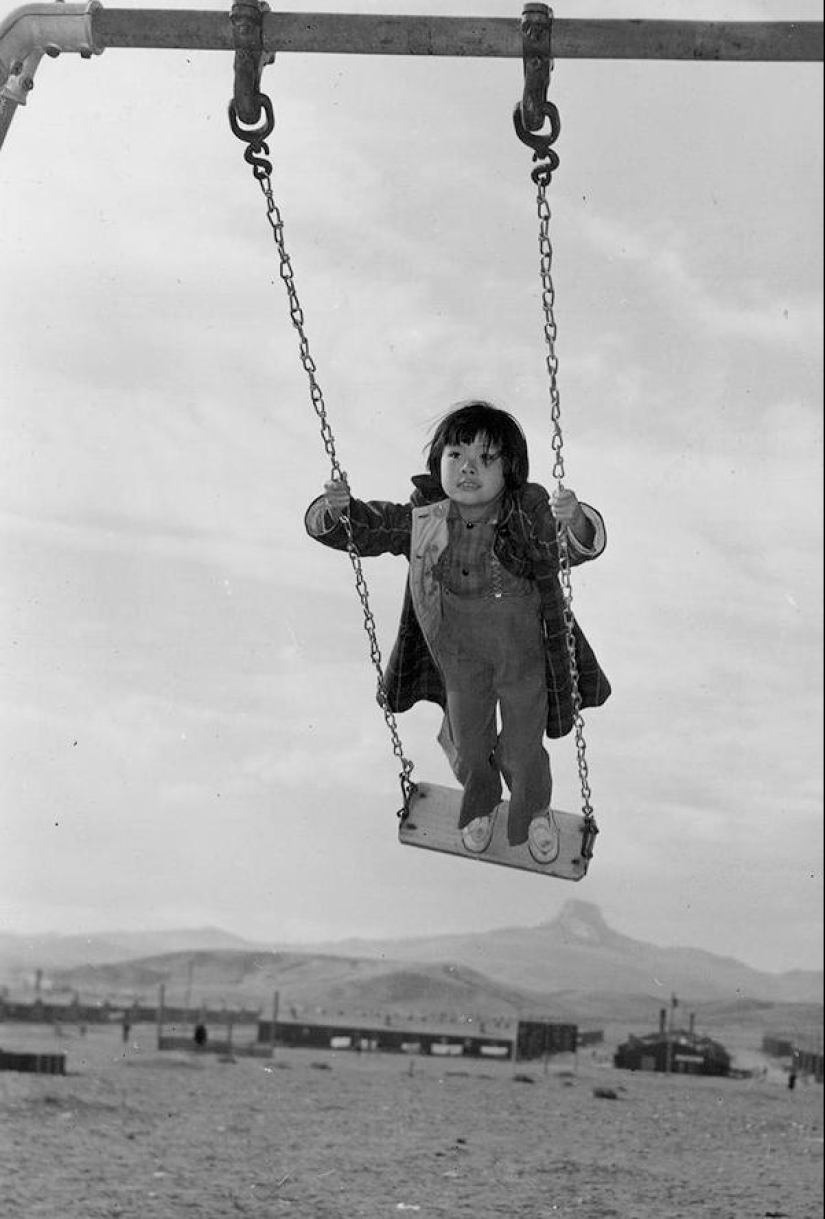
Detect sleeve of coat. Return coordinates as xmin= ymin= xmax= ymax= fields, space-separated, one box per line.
xmin=304 ymin=495 xmax=413 ymax=558
xmin=521 ymin=483 xmax=606 ymax=568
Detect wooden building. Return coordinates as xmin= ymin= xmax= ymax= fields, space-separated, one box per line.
xmin=257 ymin=1017 xmax=514 ymax=1059
xmin=614 ymin=1027 xmax=731 ymax=1076
xmin=515 ymin=1020 xmax=578 ymax=1061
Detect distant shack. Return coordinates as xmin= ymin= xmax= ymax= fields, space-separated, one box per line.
xmin=763 ymin=1034 xmax=824 ymax=1083
xmin=257 ymin=1016 xmax=515 ymax=1058
xmin=515 ymin=1020 xmax=578 ymax=1060
xmin=256 ymin=1016 xmax=582 ymax=1061
xmin=614 ymin=1009 xmax=731 ymax=1076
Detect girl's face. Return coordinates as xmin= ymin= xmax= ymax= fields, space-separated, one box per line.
xmin=439 ymin=432 xmax=506 ymax=518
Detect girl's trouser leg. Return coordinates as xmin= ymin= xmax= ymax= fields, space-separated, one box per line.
xmin=434 ymin=592 xmax=550 ymax=836
xmin=442 ymin=681 xmax=503 ymax=830
xmin=496 ymin=669 xmax=551 ymax=845
xmin=494 ymin=597 xmax=551 ymax=843
xmin=435 ymin=605 xmax=502 ymax=830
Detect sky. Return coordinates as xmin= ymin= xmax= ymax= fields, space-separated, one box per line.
xmin=1 ymin=0 xmax=822 ymax=975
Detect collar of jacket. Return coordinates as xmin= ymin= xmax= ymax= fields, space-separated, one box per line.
xmin=409 ymin=473 xmax=517 ymax=528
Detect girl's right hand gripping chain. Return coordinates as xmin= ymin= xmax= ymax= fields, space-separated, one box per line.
xmin=324 ymin=478 xmax=351 ymax=521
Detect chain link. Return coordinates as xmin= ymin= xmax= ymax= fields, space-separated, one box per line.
xmin=535 ymin=176 xmax=596 ymax=845
xmin=251 ymin=167 xmax=415 ymax=815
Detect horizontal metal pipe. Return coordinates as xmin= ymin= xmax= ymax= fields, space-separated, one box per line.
xmin=92 ymin=10 xmax=824 ymax=62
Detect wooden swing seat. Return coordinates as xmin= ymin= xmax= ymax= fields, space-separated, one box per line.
xmin=398 ymin=782 xmax=594 ymax=880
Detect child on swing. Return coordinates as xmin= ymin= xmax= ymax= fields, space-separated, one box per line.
xmin=305 ymin=400 xmax=610 ymax=864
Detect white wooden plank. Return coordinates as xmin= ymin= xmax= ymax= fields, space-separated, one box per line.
xmin=398 ymin=781 xmax=593 ymax=880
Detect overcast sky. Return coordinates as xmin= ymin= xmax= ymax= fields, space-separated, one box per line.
xmin=1 ymin=0 xmax=822 ymax=974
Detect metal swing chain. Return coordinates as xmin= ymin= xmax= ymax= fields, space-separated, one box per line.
xmin=535 ymin=177 xmax=596 ymax=844
xmin=229 ymin=107 xmax=415 ymax=817
xmin=515 ymin=4 xmax=597 ymax=856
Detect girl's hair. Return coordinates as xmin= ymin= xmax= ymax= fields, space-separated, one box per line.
xmin=426 ymin=401 xmax=530 ymax=490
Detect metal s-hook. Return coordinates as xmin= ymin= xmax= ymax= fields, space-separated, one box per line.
xmin=228 ymin=91 xmax=274 ymax=178
xmin=514 ymin=3 xmax=560 ymax=184
xmin=228 ymin=0 xmax=275 ymax=177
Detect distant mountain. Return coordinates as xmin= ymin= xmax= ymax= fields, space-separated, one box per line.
xmin=0 ymin=926 xmax=264 ymax=977
xmin=2 ymin=902 xmax=821 ymax=1009
xmin=263 ymin=901 xmax=822 ymax=1005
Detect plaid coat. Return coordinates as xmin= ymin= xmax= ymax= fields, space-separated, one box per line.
xmin=305 ymin=474 xmax=611 ymax=739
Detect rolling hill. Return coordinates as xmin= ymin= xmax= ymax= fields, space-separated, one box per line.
xmin=2 ymin=902 xmax=820 ymax=1024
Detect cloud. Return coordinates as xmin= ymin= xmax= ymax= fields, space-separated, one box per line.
xmin=581 ymin=212 xmax=823 ymax=351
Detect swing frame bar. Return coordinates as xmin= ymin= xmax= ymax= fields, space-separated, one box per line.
xmin=92 ymin=9 xmax=825 ymax=60
xmin=2 ymin=4 xmax=822 ymax=64
xmin=2 ymin=4 xmax=822 ymax=149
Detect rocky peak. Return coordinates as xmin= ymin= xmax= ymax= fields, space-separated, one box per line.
xmin=549 ymin=900 xmax=613 ymax=943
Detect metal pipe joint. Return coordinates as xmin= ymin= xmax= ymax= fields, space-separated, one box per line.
xmin=0 ymin=2 xmax=103 ymax=89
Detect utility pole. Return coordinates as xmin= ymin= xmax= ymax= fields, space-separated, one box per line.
xmin=665 ymin=993 xmax=678 ymax=1074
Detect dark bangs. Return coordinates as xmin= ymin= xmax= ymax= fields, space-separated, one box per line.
xmin=426 ymin=401 xmax=530 ymax=490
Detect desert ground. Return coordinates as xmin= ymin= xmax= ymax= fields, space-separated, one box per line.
xmin=0 ymin=1022 xmax=821 ymax=1219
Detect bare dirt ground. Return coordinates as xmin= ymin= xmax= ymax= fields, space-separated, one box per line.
xmin=0 ymin=1023 xmax=821 ymax=1218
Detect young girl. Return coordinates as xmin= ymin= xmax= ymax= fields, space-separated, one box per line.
xmin=305 ymin=401 xmax=610 ymax=865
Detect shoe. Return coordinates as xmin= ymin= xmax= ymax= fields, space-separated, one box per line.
xmin=461 ymin=815 xmax=494 ymax=854
xmin=528 ymin=811 xmax=560 ymax=865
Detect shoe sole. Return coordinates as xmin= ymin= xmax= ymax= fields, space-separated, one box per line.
xmin=528 ymin=815 xmax=560 ymax=865
xmin=461 ymin=814 xmax=496 ymax=855
xmin=528 ymin=839 xmax=560 ymax=865
xmin=462 ymin=829 xmax=494 ymax=854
